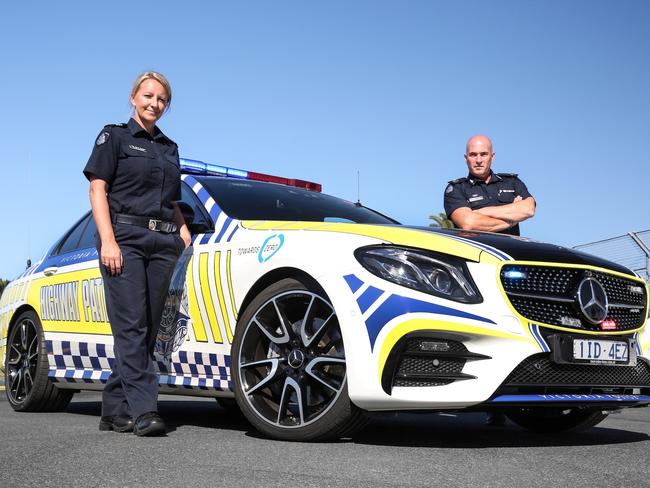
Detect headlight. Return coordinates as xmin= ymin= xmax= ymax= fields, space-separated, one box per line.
xmin=355 ymin=246 xmax=482 ymax=304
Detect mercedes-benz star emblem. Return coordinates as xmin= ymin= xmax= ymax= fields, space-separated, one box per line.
xmin=576 ymin=277 xmax=608 ymax=324
xmin=288 ymin=349 xmax=305 ymax=369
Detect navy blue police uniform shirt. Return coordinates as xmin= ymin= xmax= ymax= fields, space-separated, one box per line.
xmin=443 ymin=171 xmax=533 ymax=236
xmin=83 ymin=118 xmax=181 ymax=222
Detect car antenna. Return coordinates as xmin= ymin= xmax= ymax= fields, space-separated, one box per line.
xmin=26 ymin=151 xmax=33 ymax=268
xmin=355 ymin=170 xmax=362 ymax=207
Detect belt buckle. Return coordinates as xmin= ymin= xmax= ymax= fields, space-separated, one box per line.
xmin=148 ymin=219 xmax=160 ymax=232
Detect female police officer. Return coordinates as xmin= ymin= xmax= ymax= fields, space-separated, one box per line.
xmin=83 ymin=72 xmax=191 ymax=436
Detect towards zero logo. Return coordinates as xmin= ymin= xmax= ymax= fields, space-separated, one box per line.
xmin=258 ymin=234 xmax=285 ymax=263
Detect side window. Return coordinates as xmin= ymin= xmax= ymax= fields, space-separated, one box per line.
xmin=56 ymin=213 xmax=91 ymax=255
xmin=77 ymin=215 xmax=98 ymax=249
xmin=180 ymin=182 xmax=212 ymax=231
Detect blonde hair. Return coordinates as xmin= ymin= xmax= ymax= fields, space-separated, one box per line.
xmin=130 ymin=71 xmax=172 ymax=110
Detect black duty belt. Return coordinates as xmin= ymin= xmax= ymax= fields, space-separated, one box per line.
xmin=113 ymin=214 xmax=178 ymax=233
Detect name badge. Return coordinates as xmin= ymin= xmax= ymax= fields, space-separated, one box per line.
xmin=129 ymin=145 xmax=147 ymax=152
xmin=468 ymin=196 xmax=484 ymax=202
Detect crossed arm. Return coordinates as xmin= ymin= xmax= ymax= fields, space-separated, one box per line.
xmin=449 ymin=196 xmax=536 ymax=232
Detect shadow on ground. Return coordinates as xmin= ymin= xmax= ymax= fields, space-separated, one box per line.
xmin=351 ymin=412 xmax=649 ymax=449
xmin=62 ymin=394 xmax=649 ymax=447
xmin=64 ymin=394 xmax=250 ymax=434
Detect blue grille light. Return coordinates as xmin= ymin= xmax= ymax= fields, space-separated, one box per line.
xmin=504 ymin=270 xmax=527 ymax=279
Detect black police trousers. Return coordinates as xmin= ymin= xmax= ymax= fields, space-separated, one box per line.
xmin=99 ymin=223 xmax=184 ymax=419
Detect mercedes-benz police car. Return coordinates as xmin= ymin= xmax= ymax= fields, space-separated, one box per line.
xmin=1 ymin=159 xmax=649 ymax=441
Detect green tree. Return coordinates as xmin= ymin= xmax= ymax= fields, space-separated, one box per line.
xmin=429 ymin=212 xmax=455 ymax=229
xmin=0 ymin=278 xmax=8 ymax=296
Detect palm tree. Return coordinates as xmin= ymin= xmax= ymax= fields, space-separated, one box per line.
xmin=429 ymin=212 xmax=454 ymax=229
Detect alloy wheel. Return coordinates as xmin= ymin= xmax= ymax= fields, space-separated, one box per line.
xmin=237 ymin=290 xmax=346 ymax=428
xmin=6 ymin=318 xmax=39 ymax=404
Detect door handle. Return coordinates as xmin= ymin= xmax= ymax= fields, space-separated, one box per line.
xmin=43 ymin=267 xmax=58 ymax=276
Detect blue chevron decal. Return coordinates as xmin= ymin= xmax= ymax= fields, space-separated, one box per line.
xmin=343 ymin=274 xmax=494 ymax=350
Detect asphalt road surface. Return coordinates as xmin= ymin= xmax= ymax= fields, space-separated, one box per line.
xmin=1 ymin=390 xmax=649 ymax=488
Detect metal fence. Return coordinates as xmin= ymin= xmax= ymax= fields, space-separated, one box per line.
xmin=574 ymin=230 xmax=650 ymax=282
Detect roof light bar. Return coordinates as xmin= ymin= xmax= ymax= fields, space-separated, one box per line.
xmin=180 ymin=158 xmax=322 ymax=192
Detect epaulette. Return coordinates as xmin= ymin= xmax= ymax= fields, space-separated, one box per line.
xmin=103 ymin=123 xmax=127 ymax=128
xmin=448 ymin=177 xmax=467 ymax=185
xmin=496 ymin=172 xmax=518 ymax=178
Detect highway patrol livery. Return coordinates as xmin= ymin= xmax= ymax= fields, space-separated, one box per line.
xmin=2 ymin=159 xmax=649 ymax=441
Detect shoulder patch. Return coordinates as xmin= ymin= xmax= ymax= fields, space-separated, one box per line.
xmin=95 ymin=131 xmax=110 ymax=146
xmin=448 ymin=177 xmax=467 ymax=185
xmin=445 ymin=184 xmax=454 ymax=194
xmin=496 ymin=172 xmax=518 ymax=178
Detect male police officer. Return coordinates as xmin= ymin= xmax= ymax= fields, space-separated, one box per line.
xmin=444 ymin=135 xmax=535 ymax=236
xmin=444 ymin=135 xmax=535 ymax=426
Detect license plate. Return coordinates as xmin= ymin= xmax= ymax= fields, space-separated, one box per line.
xmin=573 ymin=339 xmax=629 ymax=364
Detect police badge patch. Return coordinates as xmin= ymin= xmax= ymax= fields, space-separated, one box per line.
xmin=95 ymin=131 xmax=110 ymax=146
xmin=445 ymin=184 xmax=454 ymax=194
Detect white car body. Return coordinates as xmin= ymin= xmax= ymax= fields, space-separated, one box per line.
xmin=2 ymin=161 xmax=649 ymax=440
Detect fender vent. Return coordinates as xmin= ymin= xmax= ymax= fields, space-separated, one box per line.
xmin=381 ymin=334 xmax=489 ymax=394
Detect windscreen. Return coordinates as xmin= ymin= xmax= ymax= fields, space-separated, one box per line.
xmin=198 ymin=177 xmax=398 ymax=224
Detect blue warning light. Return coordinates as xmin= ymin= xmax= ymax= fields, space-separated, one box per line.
xmin=504 ymin=270 xmax=527 ymax=279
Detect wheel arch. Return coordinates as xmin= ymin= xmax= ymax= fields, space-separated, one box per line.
xmin=3 ymin=304 xmax=41 ymax=370
xmin=3 ymin=304 xmax=74 ymax=411
xmin=7 ymin=304 xmax=39 ymax=335
xmin=231 ymin=268 xmax=367 ymax=440
xmin=3 ymin=305 xmax=41 ymax=374
xmin=237 ymin=267 xmax=327 ymax=327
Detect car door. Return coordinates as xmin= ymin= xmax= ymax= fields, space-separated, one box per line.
xmin=154 ymin=180 xmax=236 ymax=392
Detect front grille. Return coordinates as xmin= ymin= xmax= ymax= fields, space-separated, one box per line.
xmin=502 ymin=266 xmax=579 ymax=296
xmin=607 ymin=307 xmax=644 ymax=330
xmin=500 ymin=264 xmax=647 ymax=331
xmin=504 ymin=354 xmax=650 ymax=387
xmin=596 ymin=272 xmax=645 ymax=305
xmin=508 ymin=296 xmax=574 ymax=326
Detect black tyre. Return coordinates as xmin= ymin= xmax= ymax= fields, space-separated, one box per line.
xmin=506 ymin=408 xmax=608 ymax=433
xmin=4 ymin=310 xmax=73 ymax=412
xmin=232 ymin=277 xmax=367 ymax=441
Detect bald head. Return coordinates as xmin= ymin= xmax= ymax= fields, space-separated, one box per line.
xmin=465 ymin=134 xmax=493 ymax=154
xmin=464 ymin=134 xmax=495 ymax=181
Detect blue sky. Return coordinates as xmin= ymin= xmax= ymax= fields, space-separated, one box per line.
xmin=1 ymin=1 xmax=648 ymax=279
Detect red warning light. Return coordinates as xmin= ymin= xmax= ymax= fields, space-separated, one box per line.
xmin=600 ymin=319 xmax=617 ymax=330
